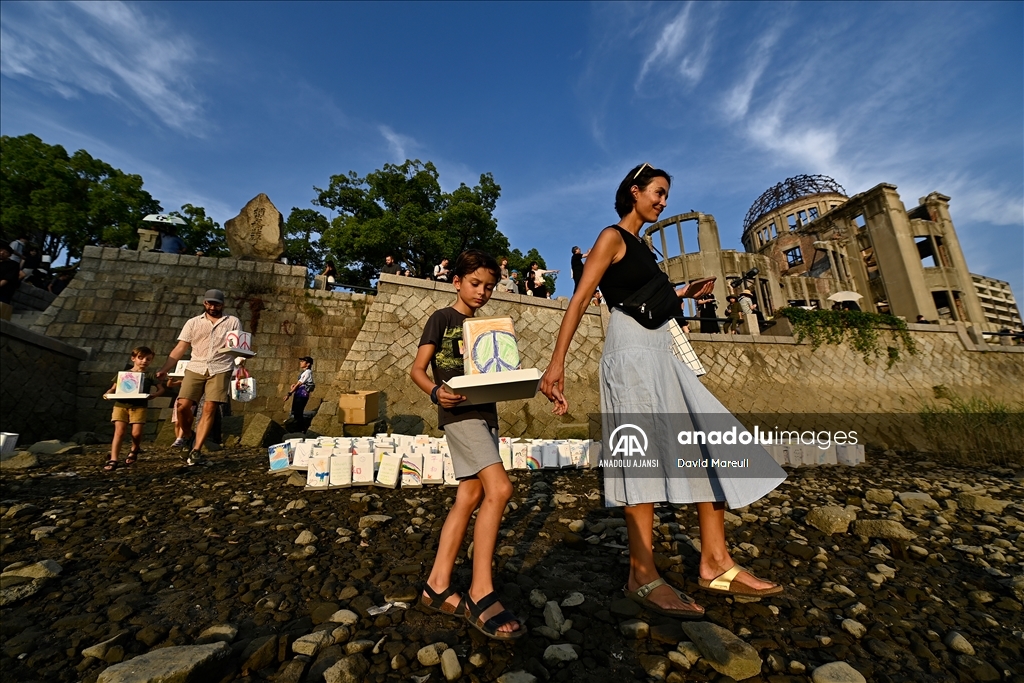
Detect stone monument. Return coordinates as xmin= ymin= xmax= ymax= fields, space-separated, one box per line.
xmin=224 ymin=193 xmax=286 ymax=261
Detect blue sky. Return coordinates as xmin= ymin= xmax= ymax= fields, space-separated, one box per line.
xmin=2 ymin=1 xmax=1021 ymax=299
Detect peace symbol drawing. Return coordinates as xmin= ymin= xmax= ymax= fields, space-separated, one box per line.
xmin=471 ymin=330 xmax=521 ymax=373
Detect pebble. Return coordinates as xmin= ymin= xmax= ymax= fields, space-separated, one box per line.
xmin=682 ymin=621 xmax=762 ymax=680
xmin=811 ymin=661 xmax=867 ymax=683
xmin=561 ymin=591 xmax=585 ymax=607
xmin=97 ymin=643 xmax=229 ymax=683
xmin=439 ymin=648 xmax=462 ymax=681
xmin=417 ymin=642 xmax=448 ymax=666
xmin=328 ymin=609 xmax=359 ymax=625
xmin=543 ymin=601 xmax=565 ymax=631
xmin=543 ymin=643 xmax=579 ymax=665
xmin=806 ymin=505 xmax=856 ymax=534
xmin=619 ymin=619 xmax=649 ymax=639
xmin=841 ymin=619 xmax=866 ymax=639
xmin=944 ymin=631 xmax=975 ymax=655
xmin=529 ymin=589 xmax=548 ymax=608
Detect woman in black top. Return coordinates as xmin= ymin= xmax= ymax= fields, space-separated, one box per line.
xmin=541 ymin=163 xmax=785 ymax=619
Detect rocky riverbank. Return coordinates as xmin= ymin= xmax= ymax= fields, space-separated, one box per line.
xmin=1 ymin=445 xmax=1022 ymax=683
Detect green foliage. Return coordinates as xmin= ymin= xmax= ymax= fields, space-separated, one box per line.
xmin=776 ymin=306 xmax=917 ymax=367
xmin=1 ymin=133 xmax=161 ymax=260
xmin=284 ymin=208 xmax=329 ymax=272
xmin=314 ymin=159 xmax=511 ymax=288
xmin=169 ymin=204 xmax=229 ymax=257
xmin=919 ymin=385 xmax=1024 ymax=466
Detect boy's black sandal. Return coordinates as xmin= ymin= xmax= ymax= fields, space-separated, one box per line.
xmin=103 ymin=459 xmax=118 ymax=472
xmin=463 ymin=591 xmax=527 ymax=641
xmin=420 ymin=582 xmax=463 ymax=616
xmin=125 ymin=448 xmax=141 ymax=466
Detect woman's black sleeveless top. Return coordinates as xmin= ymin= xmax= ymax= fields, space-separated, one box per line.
xmin=599 ymin=225 xmax=664 ymax=306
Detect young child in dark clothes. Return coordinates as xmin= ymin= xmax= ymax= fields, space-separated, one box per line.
xmin=410 ymin=249 xmax=526 ymax=640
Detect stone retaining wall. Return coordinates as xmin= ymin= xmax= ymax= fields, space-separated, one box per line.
xmin=0 ymin=319 xmax=89 ymax=444
xmin=18 ymin=249 xmax=1024 ymax=445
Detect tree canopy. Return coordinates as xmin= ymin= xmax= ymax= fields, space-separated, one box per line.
xmin=169 ymin=204 xmax=229 ymax=257
xmin=314 ymin=159 xmax=514 ymax=287
xmin=0 ymin=134 xmax=162 ymax=261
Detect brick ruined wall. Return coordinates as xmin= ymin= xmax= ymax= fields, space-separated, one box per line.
xmin=31 ymin=246 xmax=370 ymax=438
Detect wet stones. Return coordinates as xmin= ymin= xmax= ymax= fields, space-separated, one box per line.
xmin=96 ymin=642 xmax=230 ymax=683
xmin=851 ymin=519 xmax=915 ymax=540
xmin=806 ymin=506 xmax=857 ymax=534
xmin=681 ymin=621 xmax=762 ymax=680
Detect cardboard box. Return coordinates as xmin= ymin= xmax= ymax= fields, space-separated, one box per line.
xmin=338 ymin=391 xmax=380 ymax=424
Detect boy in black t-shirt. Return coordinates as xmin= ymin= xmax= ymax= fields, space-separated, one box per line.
xmin=410 ymin=250 xmax=526 ymax=640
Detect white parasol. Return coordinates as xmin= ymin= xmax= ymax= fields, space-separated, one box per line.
xmin=142 ymin=213 xmax=187 ymax=226
xmin=827 ymin=291 xmax=863 ymax=303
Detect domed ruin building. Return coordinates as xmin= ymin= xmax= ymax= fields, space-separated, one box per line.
xmin=644 ymin=175 xmax=1020 ymax=331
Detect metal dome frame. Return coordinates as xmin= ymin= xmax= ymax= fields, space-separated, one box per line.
xmin=743 ymin=174 xmax=847 ymax=232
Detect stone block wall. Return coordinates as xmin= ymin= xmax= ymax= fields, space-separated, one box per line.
xmin=0 ymin=319 xmax=89 ymax=443
xmin=31 ymin=246 xmax=370 ymax=436
xmin=17 ymin=248 xmax=1024 ymax=446
xmin=312 ymin=275 xmax=606 ymax=438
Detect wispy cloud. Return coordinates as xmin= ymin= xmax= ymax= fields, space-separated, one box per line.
xmin=0 ymin=1 xmax=203 ymax=134
xmin=378 ymin=125 xmax=417 ymax=162
xmin=637 ymin=2 xmax=717 ymax=90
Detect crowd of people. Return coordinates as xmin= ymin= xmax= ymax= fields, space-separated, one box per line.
xmin=0 ymin=236 xmax=77 ymax=305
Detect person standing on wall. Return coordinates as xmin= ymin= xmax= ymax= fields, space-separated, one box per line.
xmin=433 ymin=258 xmax=451 ymax=282
xmin=529 ymin=261 xmax=558 ymax=298
xmin=541 ymin=163 xmax=785 ymax=621
xmin=155 ymin=288 xmax=241 ymax=466
xmin=570 ymin=246 xmax=589 ymax=293
xmin=381 ymin=255 xmax=401 ymax=277
xmin=696 ymin=293 xmax=720 ymax=333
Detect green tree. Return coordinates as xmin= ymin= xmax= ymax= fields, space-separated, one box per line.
xmin=314 ymin=159 xmax=510 ymax=287
xmin=169 ymin=204 xmax=229 ymax=257
xmin=0 ymin=134 xmax=161 ymax=261
xmin=283 ymin=207 xmax=329 ymax=272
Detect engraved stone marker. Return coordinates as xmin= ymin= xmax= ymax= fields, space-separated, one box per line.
xmin=224 ymin=193 xmax=286 ymax=261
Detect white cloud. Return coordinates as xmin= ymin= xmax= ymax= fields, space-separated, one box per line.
xmin=378 ymin=125 xmax=417 ymax=162
xmin=637 ymin=2 xmax=716 ymax=90
xmin=0 ymin=1 xmax=202 ymax=134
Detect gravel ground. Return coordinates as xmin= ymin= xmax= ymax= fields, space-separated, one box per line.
xmin=1 ymin=445 xmax=1022 ymax=683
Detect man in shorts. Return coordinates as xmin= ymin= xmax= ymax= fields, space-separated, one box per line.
xmin=156 ymin=288 xmax=241 ymax=466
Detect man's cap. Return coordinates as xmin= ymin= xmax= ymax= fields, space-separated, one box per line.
xmin=203 ymin=289 xmax=225 ymax=303
xmin=299 ymin=356 xmax=314 ymax=364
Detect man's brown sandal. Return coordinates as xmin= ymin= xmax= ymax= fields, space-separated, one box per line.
xmin=697 ymin=565 xmax=784 ymax=597
xmin=125 ymin=448 xmax=141 ymax=466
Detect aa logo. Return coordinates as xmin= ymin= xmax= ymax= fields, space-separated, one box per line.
xmin=609 ymin=424 xmax=648 ymax=458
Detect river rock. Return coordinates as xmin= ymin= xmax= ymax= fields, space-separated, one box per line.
xmin=2 ymin=559 xmax=61 ymax=579
xmin=956 ymin=493 xmax=1010 ymax=514
xmin=224 ymin=193 xmax=286 ymax=261
xmin=811 ymin=661 xmax=867 ymax=683
xmin=0 ymin=452 xmax=38 ymax=469
xmin=944 ymin=631 xmax=975 ymax=655
xmin=806 ymin=506 xmax=856 ymax=534
xmin=543 ymin=601 xmax=565 ymax=631
xmin=543 ymin=643 xmax=579 ymax=665
xmin=97 ymin=642 xmax=230 ymax=683
xmin=681 ymin=621 xmax=762 ymax=679
xmin=417 ymin=642 xmax=448 ymax=666
xmin=323 ymin=654 xmax=369 ymax=683
xmin=864 ymin=489 xmax=894 ymax=505
xmin=851 ymin=520 xmax=915 ymax=540
xmin=328 ymin=609 xmax=359 ymax=625
xmin=440 ymin=647 xmax=462 ymax=681
xmin=497 ymin=673 xmax=537 ymax=683
xmin=897 ymin=492 xmax=939 ymax=512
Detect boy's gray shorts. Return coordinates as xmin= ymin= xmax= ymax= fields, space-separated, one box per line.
xmin=443 ymin=419 xmax=501 ymax=480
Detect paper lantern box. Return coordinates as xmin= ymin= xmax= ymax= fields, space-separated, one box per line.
xmin=444 ymin=316 xmax=539 ymax=405
xmin=338 ymin=391 xmax=380 ymax=425
xmin=167 ymin=360 xmax=190 ymax=378
xmin=104 ymin=371 xmax=150 ymax=400
xmin=219 ymin=330 xmax=256 ymax=357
